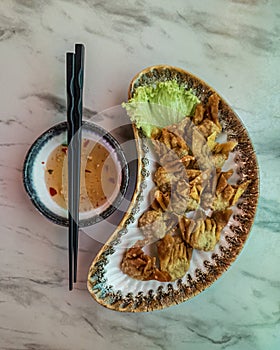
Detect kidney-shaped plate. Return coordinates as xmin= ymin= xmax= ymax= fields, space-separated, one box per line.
xmin=87 ymin=65 xmax=259 ymax=312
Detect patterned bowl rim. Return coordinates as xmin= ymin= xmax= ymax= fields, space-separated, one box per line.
xmin=23 ymin=121 xmax=130 ymax=227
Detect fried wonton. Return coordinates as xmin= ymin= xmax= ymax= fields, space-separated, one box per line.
xmin=167 ymin=117 xmax=192 ymax=140
xmin=121 ymin=246 xmax=171 ymax=282
xmin=192 ymin=93 xmax=222 ymax=138
xmin=153 ymin=166 xmax=177 ymax=193
xmin=157 ymin=234 xmax=192 ymax=281
xmin=170 ymin=181 xmax=197 ymax=214
xmin=150 ymin=189 xmax=170 ymax=211
xmin=191 ymin=128 xmax=216 ymax=170
xmin=212 ymin=141 xmax=238 ymax=168
xmin=138 ymin=209 xmax=179 ymax=240
xmin=212 ymin=171 xmax=251 ymax=210
xmin=152 ymin=128 xmax=190 ymax=160
xmin=179 ymin=209 xmax=232 ymax=251
xmin=138 ymin=209 xmax=167 ymax=240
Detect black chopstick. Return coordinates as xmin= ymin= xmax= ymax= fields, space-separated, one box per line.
xmin=66 ymin=52 xmax=75 ymax=291
xmin=66 ymin=44 xmax=85 ymax=290
xmin=73 ymin=43 xmax=85 ymax=283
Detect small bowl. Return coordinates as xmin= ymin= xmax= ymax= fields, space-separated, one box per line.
xmin=23 ymin=121 xmax=129 ymax=227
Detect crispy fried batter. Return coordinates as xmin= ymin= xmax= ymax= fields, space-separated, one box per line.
xmin=168 ymin=169 xmax=217 ymax=213
xmin=170 ymin=170 xmax=215 ymax=214
xmin=190 ymin=94 xmax=222 ymax=140
xmin=212 ymin=140 xmax=238 ymax=168
xmin=181 ymin=155 xmax=197 ymax=169
xmin=192 ymin=127 xmax=215 ymax=170
xmin=157 ymin=147 xmax=186 ymax=170
xmin=192 ymin=103 xmax=204 ymax=125
xmin=121 ymin=246 xmax=171 ymax=282
xmin=157 ymin=234 xmax=192 ymax=281
xmin=211 ymin=209 xmax=233 ymax=239
xmin=198 ymin=119 xmax=221 ymax=139
xmin=138 ymin=209 xmax=167 ymax=239
xmin=207 ymin=131 xmax=218 ymax=151
xmin=207 ymin=93 xmax=220 ymax=128
xmin=199 ymin=169 xmax=217 ymax=210
xmin=163 ymin=211 xmax=180 ymax=233
xmin=179 ymin=216 xmax=217 ymax=251
xmin=161 ymin=155 xmax=197 ymax=173
xmin=212 ymin=171 xmax=250 ymax=210
xmin=153 ymin=128 xmax=190 ymax=159
xmin=216 ymin=170 xmax=233 ymax=193
xmin=171 ymin=192 xmax=199 ymax=213
xmin=153 ymin=166 xmax=176 ymax=193
xmin=231 ymin=180 xmax=251 ymax=206
xmin=150 ymin=189 xmax=170 ymax=211
xmin=169 ymin=178 xmax=198 ymax=214
xmin=179 ymin=209 xmax=232 ymax=251
xmin=167 ymin=117 xmax=192 ymax=140
xmin=186 ymin=169 xmax=202 ymax=181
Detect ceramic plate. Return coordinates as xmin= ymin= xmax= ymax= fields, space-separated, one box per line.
xmin=87 ymin=65 xmax=259 ymax=312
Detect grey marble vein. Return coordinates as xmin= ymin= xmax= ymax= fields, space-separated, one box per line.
xmin=0 ymin=14 xmax=29 ymax=40
xmin=0 ymin=327 xmax=38 ymax=335
xmin=229 ymin=0 xmax=268 ymax=5
xmin=84 ymin=1 xmax=152 ymax=27
xmin=13 ymin=0 xmax=47 ymax=11
xmin=20 ymin=93 xmax=98 ymax=119
xmin=176 ymin=8 xmax=280 ymax=56
xmin=0 ymin=280 xmax=46 ymax=307
xmin=0 ymin=26 xmax=25 ymax=42
xmin=4 ymin=344 xmax=61 ymax=350
xmin=241 ymin=271 xmax=280 ymax=288
xmin=81 ymin=316 xmax=104 ymax=338
xmin=10 ymin=225 xmax=68 ymax=252
xmin=0 ymin=0 xmax=279 ymax=349
xmin=0 ymin=142 xmax=29 ymax=147
xmin=0 ymin=118 xmax=33 ymax=131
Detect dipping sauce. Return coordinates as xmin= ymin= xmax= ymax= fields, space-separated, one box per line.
xmin=44 ymin=139 xmax=120 ymax=212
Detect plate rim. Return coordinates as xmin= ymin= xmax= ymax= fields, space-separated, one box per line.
xmin=87 ymin=65 xmax=259 ymax=312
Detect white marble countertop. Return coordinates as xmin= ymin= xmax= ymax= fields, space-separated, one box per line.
xmin=0 ymin=0 xmax=279 ymax=349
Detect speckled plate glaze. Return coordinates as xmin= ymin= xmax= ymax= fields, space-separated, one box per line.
xmin=87 ymin=65 xmax=259 ymax=312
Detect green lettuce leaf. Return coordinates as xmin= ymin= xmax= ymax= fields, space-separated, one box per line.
xmin=122 ymin=80 xmax=200 ymax=137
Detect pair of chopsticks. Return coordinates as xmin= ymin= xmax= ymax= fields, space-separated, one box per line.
xmin=66 ymin=43 xmax=85 ymax=290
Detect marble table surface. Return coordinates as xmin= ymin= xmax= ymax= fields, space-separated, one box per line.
xmin=0 ymin=0 xmax=279 ymax=349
